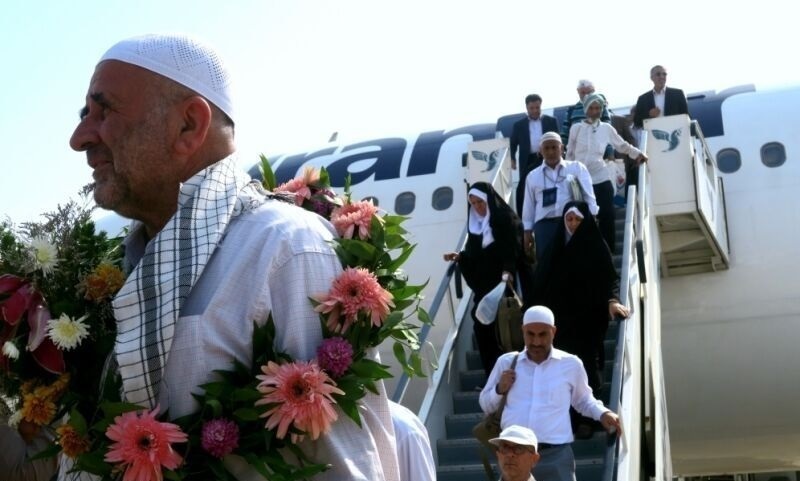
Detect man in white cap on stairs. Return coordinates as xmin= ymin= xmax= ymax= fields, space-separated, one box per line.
xmin=65 ymin=33 xmax=400 ymax=481
xmin=490 ymin=425 xmax=541 ymax=481
xmin=479 ymin=306 xmax=621 ymax=481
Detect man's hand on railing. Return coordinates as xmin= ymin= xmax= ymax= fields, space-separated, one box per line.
xmin=600 ymin=411 xmax=622 ymax=436
xmin=635 ymin=153 xmax=648 ymax=165
xmin=608 ymin=300 xmax=630 ymax=319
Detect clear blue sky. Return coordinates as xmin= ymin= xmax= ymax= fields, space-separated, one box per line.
xmin=1 ymin=0 xmax=796 ymax=224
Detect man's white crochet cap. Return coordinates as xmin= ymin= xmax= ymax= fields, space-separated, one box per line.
xmin=100 ymin=34 xmax=234 ymax=122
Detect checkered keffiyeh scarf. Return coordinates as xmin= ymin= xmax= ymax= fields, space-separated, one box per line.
xmin=112 ymin=156 xmax=267 ymax=408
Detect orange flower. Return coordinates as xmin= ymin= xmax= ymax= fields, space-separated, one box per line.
xmin=57 ymin=424 xmax=90 ymax=458
xmin=21 ymin=393 xmax=56 ymax=425
xmin=82 ymin=263 xmax=125 ymax=302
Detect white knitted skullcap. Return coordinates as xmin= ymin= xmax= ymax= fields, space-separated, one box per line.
xmin=100 ymin=34 xmax=234 ymax=122
xmin=539 ymin=131 xmax=562 ymax=146
xmin=523 ymin=305 xmax=555 ymax=327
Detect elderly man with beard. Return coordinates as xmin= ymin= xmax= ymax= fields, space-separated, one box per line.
xmin=63 ymin=34 xmax=400 ymax=481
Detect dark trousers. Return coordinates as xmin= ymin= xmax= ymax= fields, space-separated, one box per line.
xmin=592 ymin=180 xmax=615 ymax=254
xmin=515 ymin=153 xmax=543 ymax=215
xmin=532 ymin=444 xmax=576 ymax=481
xmin=472 ymin=310 xmax=503 ymax=377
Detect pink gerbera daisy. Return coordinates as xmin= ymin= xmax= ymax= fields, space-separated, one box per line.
xmin=313 ymin=267 xmax=395 ymax=333
xmin=274 ymin=167 xmax=320 ymax=205
xmin=255 ymin=360 xmax=344 ymax=441
xmin=104 ymin=408 xmax=188 ymax=481
xmin=330 ymin=200 xmax=381 ymax=240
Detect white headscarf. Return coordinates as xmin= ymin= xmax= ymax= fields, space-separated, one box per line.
xmin=564 ymin=205 xmax=585 ymax=242
xmin=468 ymin=188 xmax=494 ymax=248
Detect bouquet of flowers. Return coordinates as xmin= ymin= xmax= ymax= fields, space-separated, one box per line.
xmin=1 ymin=161 xmax=431 ymax=481
xmin=0 ymin=197 xmax=124 ymax=453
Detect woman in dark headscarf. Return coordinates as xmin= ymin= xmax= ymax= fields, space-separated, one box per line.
xmin=443 ymin=182 xmax=533 ymax=376
xmin=532 ymin=200 xmax=628 ymax=435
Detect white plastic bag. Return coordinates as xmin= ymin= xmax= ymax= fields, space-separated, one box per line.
xmin=606 ymin=160 xmax=626 ymax=202
xmin=475 ymin=281 xmax=506 ymax=325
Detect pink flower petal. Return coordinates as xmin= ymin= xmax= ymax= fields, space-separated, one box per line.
xmin=26 ymin=293 xmax=50 ymax=351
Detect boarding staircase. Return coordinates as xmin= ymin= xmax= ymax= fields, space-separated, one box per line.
xmin=644 ymin=114 xmax=730 ymax=276
xmin=392 ymin=129 xmax=691 ymax=481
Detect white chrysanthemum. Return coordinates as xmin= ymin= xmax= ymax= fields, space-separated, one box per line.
xmin=47 ymin=314 xmax=90 ymax=351
xmin=2 ymin=341 xmax=20 ymax=360
xmin=29 ymin=236 xmax=58 ymax=274
xmin=7 ymin=410 xmax=22 ymax=428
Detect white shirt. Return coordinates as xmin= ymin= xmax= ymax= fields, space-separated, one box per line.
xmin=390 ymin=402 xmax=436 ymax=481
xmin=653 ymin=88 xmax=666 ymax=116
xmin=521 ymin=160 xmax=599 ymax=230
xmin=479 ymin=350 xmax=608 ymax=444
xmin=528 ymin=118 xmax=543 ymax=154
xmin=566 ymin=121 xmax=643 ymax=184
xmin=58 ymin=200 xmax=401 ymax=481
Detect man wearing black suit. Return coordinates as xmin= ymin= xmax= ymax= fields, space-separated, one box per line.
xmin=630 ymin=66 xmax=690 ymax=191
xmin=632 ymin=65 xmax=689 ymax=128
xmin=510 ymin=94 xmax=559 ymax=215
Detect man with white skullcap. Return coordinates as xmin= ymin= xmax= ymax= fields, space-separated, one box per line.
xmin=479 ymin=306 xmax=621 ymax=481
xmin=521 ymin=131 xmax=598 ymax=262
xmin=67 ymin=34 xmax=401 ymax=481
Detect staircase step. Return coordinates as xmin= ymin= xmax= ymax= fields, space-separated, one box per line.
xmin=437 ymin=458 xmax=604 ymax=481
xmin=453 ymin=391 xmax=482 ymax=414
xmin=460 ymin=369 xmax=487 ymax=391
xmin=445 ymin=412 xmax=484 ymax=439
xmin=466 ymin=350 xmax=483 ymax=371
xmin=437 ymin=433 xmax=609 ymax=466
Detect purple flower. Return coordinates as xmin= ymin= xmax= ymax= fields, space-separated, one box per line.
xmin=201 ymin=418 xmax=240 ymax=459
xmin=316 ymin=337 xmax=354 ymax=378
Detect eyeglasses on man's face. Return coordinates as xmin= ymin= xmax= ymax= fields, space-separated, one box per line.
xmin=654 ymin=72 xmax=668 ymax=77
xmin=497 ymin=443 xmax=534 ymax=455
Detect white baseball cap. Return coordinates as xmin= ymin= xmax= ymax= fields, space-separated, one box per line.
xmin=489 ymin=425 xmax=538 ymax=452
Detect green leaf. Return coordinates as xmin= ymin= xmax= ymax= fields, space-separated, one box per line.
xmin=338 ymin=238 xmax=379 ymax=261
xmin=259 ymin=154 xmax=277 ymax=190
xmin=393 ymin=342 xmax=407 ymax=367
xmin=74 ymin=450 xmax=113 ymax=476
xmin=204 ymin=398 xmax=223 ymax=418
xmin=29 ymin=442 xmax=61 ymax=461
xmin=199 ymin=381 xmax=228 ymax=398
xmin=209 ymin=459 xmax=237 ymax=481
xmin=231 ymin=387 xmax=261 ymax=403
xmin=163 ymin=470 xmax=182 ymax=481
xmin=335 ymin=395 xmax=362 ymax=427
xmin=417 ymin=306 xmax=433 ymax=325
xmin=387 ymin=244 xmax=416 ymax=271
xmin=348 ymin=358 xmax=392 ymax=380
xmin=233 ymin=407 xmax=261 ymax=422
xmin=69 ymin=407 xmax=88 ymax=436
xmin=100 ymin=401 xmax=145 ymax=418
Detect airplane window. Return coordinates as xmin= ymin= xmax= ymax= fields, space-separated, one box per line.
xmin=716 ymin=148 xmax=741 ymax=174
xmin=394 ymin=192 xmax=416 ymax=215
xmin=362 ymin=196 xmax=379 ymax=207
xmin=432 ymin=187 xmax=453 ymax=211
xmin=761 ymin=142 xmax=786 ymax=168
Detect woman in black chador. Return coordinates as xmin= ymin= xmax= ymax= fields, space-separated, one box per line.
xmin=532 ymin=201 xmax=628 ymax=435
xmin=443 ymin=182 xmax=532 ymax=376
